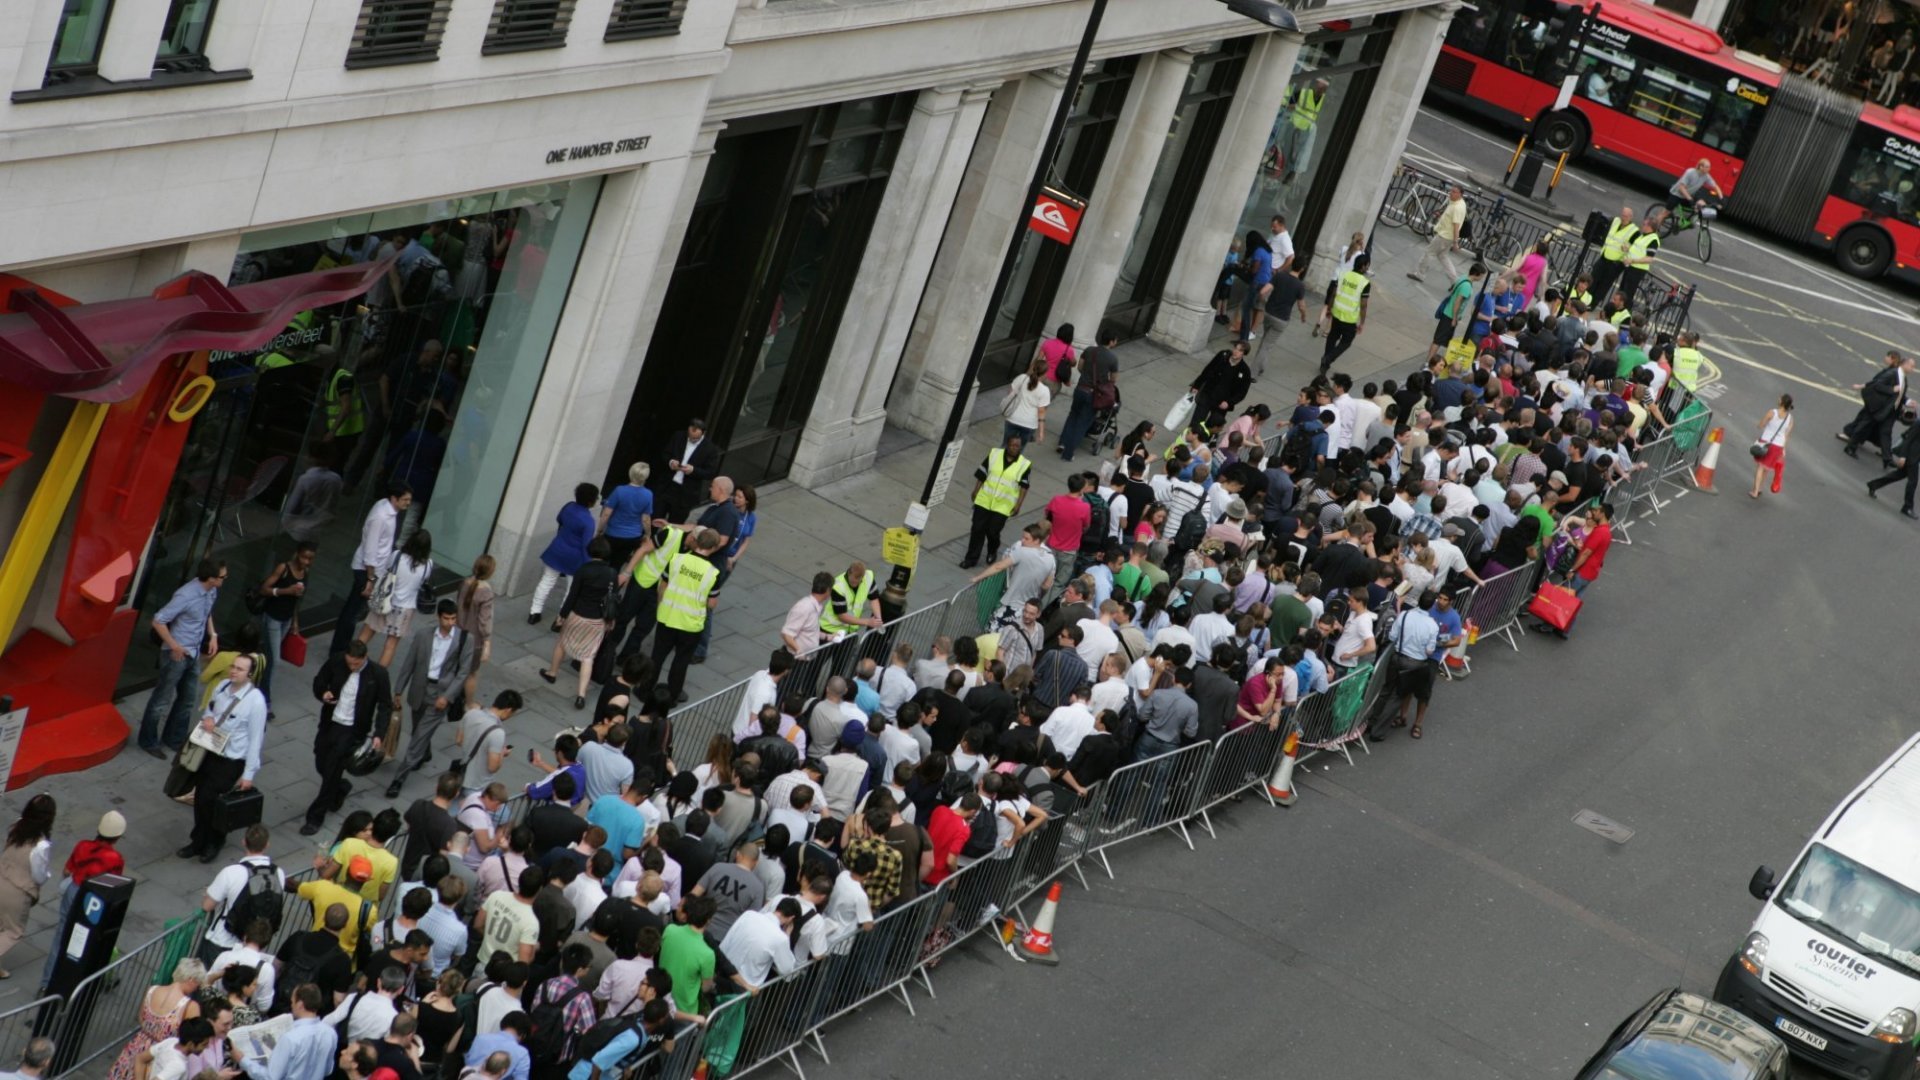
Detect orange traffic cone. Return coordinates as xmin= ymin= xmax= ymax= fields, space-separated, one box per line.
xmin=692 ymin=1064 xmax=708 ymax=1080
xmin=1267 ymin=727 xmax=1301 ymax=806
xmin=1693 ymin=426 xmax=1722 ymax=493
xmin=1015 ymin=883 xmax=1064 ymax=965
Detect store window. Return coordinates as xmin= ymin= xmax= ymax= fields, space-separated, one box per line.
xmin=44 ymin=0 xmax=113 ymax=81
xmin=155 ymin=0 xmax=217 ymax=71
xmin=119 ymin=178 xmax=601 ymax=697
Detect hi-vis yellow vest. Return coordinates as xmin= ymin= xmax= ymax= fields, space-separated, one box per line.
xmin=1625 ymin=230 xmax=1660 ymax=267
xmin=1331 ymin=270 xmax=1368 ymax=323
xmin=634 ymin=526 xmax=682 ymax=588
xmin=974 ymin=449 xmax=1030 ymax=516
xmin=820 ymin=569 xmax=874 ymax=636
xmin=1601 ymin=218 xmax=1637 ymax=261
xmin=1672 ymin=346 xmax=1705 ymax=391
xmin=1291 ymin=88 xmax=1324 ymax=130
xmin=658 ymin=553 xmax=717 ymax=633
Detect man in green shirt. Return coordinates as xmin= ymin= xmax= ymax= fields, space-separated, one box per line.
xmin=1614 ymin=325 xmax=1650 ymax=379
xmin=660 ymin=896 xmax=718 ymax=1015
xmin=1267 ymin=563 xmax=1313 ymax=646
xmin=1113 ymin=543 xmax=1153 ymax=604
xmin=1518 ymin=500 xmax=1555 ymax=549
xmin=1427 ymin=262 xmax=1486 ymax=364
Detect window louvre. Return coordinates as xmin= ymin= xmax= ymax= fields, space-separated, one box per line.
xmin=345 ymin=0 xmax=452 ymax=68
xmin=484 ymin=0 xmax=574 ymax=54
xmin=605 ymin=0 xmax=686 ymax=42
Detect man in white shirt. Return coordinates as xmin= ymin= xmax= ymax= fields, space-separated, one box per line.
xmin=876 ymin=708 xmax=922 ymax=780
xmin=324 ymin=968 xmax=405 ymax=1043
xmin=183 ymin=655 xmax=270 ymax=862
xmin=825 ymin=854 xmax=877 ymax=953
xmin=732 ymin=653 xmax=791 ymax=742
xmin=875 ymin=646 xmax=917 ymax=722
xmin=1189 ymin=593 xmax=1237 ymax=661
xmin=719 ymin=904 xmax=798 ymax=989
xmin=1328 ymin=374 xmax=1360 ymax=453
xmin=765 ymin=878 xmax=836 ymax=962
xmin=333 ymin=481 xmax=412 ymax=659
xmin=1073 ymin=604 xmax=1121 ymax=671
xmin=199 ymin=824 xmax=286 ymax=968
xmin=1350 ymin=389 xmax=1384 ymax=453
xmin=1428 ymin=525 xmax=1485 ymax=592
xmin=1438 ymin=477 xmax=1477 ymax=521
xmin=1038 ymin=686 xmax=1096 ymax=759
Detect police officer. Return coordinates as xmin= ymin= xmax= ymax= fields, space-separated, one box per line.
xmin=652 ymin=527 xmax=725 ymax=703
xmin=820 ymin=560 xmax=882 ymax=641
xmin=961 ymin=435 xmax=1033 ymax=569
xmin=1617 ymin=212 xmax=1664 ymax=305
xmin=1587 ymin=206 xmax=1637 ymax=305
xmin=1317 ymin=253 xmax=1372 ymax=376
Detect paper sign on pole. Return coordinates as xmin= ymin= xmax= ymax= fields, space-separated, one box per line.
xmin=0 ymin=707 xmax=27 ymax=795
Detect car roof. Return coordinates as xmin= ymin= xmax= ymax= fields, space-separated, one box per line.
xmin=1822 ymin=738 xmax=1920 ymax=892
xmin=1601 ymin=991 xmax=1781 ymax=1079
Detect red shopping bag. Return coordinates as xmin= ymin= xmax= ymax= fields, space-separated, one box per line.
xmin=279 ymin=631 xmax=308 ymax=667
xmin=1527 ymin=583 xmax=1582 ymax=632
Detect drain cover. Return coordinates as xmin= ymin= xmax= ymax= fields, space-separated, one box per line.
xmin=1573 ymin=810 xmax=1634 ymax=844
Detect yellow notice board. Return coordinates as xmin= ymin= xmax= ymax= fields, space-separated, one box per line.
xmin=882 ymin=527 xmax=920 ymax=569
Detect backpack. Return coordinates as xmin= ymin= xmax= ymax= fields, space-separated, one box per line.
xmin=1090 ymin=364 xmax=1119 ymax=411
xmin=220 ymin=859 xmax=283 ymax=940
xmin=1079 ymin=494 xmax=1110 ymax=555
xmin=274 ymin=934 xmax=335 ymax=1013
xmin=401 ymin=252 xmax=451 ymax=307
xmin=960 ymin=799 xmax=998 ymax=858
xmin=1280 ymin=424 xmax=1318 ymax=473
xmin=527 ymin=980 xmax=592 ymax=1061
xmin=1172 ymin=507 xmax=1207 ymax=553
xmin=573 ymin=1012 xmax=648 ymax=1068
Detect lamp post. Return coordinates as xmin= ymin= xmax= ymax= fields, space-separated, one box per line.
xmin=888 ymin=0 xmax=1301 ymax=608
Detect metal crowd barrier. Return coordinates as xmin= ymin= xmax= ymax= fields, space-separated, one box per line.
xmin=0 ymin=996 xmax=55 ymax=1074
xmin=1190 ymin=719 xmax=1289 ymax=833
xmin=1459 ymin=561 xmax=1541 ymax=651
xmin=1081 ymin=741 xmax=1214 ymax=878
xmin=938 ymin=571 xmax=1006 ymax=643
xmin=50 ymin=912 xmax=202 ymax=1077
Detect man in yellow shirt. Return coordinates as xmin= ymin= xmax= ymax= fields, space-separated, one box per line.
xmin=298 ymin=855 xmax=377 ymax=959
xmin=321 ymin=809 xmax=401 ymax=903
xmin=1409 ymin=185 xmax=1468 ymax=283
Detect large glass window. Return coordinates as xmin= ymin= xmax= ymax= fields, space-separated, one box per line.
xmin=155 ymin=0 xmax=217 ymax=70
xmin=119 ymin=179 xmax=601 ymax=696
xmin=1627 ymin=61 xmax=1712 ymax=139
xmin=45 ymin=0 xmax=113 ymax=79
xmin=1701 ymin=82 xmax=1767 ymax=156
xmin=1834 ymin=127 xmax=1920 ymax=223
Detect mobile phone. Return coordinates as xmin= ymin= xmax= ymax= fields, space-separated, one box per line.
xmin=526 ymin=747 xmax=536 ymax=764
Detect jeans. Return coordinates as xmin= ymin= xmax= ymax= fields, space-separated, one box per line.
xmin=1057 ymin=388 xmax=1095 ymax=461
xmin=331 ymin=567 xmax=371 ymax=656
xmin=260 ymin=614 xmax=292 ymax=707
xmin=1001 ymin=421 xmax=1034 ymax=447
xmin=1134 ymin=733 xmax=1181 ymax=826
xmin=138 ymin=652 xmax=201 ymax=751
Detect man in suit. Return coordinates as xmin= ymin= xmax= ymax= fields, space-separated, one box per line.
xmin=656 ymin=419 xmax=720 ymax=524
xmin=303 ymin=639 xmax=392 ymax=835
xmin=384 ymin=598 xmax=472 ymax=798
xmin=1843 ymin=351 xmax=1913 ymax=465
xmin=1866 ymin=415 xmax=1920 ymax=518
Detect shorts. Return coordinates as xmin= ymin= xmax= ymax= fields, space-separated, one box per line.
xmin=1393 ymin=657 xmax=1436 ymax=703
xmin=1432 ymin=316 xmax=1457 ymax=348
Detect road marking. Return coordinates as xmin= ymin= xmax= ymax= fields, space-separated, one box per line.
xmin=1686 ymin=261 xmax=1920 ymax=326
xmin=1710 ymin=347 xmax=1855 ymax=401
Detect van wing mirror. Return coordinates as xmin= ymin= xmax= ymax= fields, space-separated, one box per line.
xmin=1749 ymin=865 xmax=1776 ymax=901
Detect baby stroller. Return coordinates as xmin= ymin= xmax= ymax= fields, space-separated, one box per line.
xmin=1078 ymin=381 xmax=1124 ymax=455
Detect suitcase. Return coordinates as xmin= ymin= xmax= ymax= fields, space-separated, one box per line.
xmin=213 ymin=787 xmax=265 ymax=833
xmin=1527 ymin=583 xmax=1582 ymax=632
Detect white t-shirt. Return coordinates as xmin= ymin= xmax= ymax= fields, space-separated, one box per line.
xmin=1073 ymin=618 xmax=1119 ymax=671
xmin=825 ymin=871 xmax=873 ymax=951
xmin=1003 ymin=379 xmax=1053 ymax=429
xmin=1088 ymin=676 xmax=1129 ymax=719
xmin=1039 ymin=704 xmax=1095 ymax=759
xmin=210 ymin=944 xmax=276 ymax=1013
xmin=203 ymin=855 xmax=286 ymax=950
xmin=719 ymin=909 xmax=797 ymax=988
xmin=1333 ymin=609 xmax=1377 ymax=667
xmin=1269 ymin=228 xmax=1296 ymax=271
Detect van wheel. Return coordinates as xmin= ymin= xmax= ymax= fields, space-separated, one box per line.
xmin=1836 ymin=225 xmax=1892 ymax=278
xmin=1535 ymin=110 xmax=1588 ymax=159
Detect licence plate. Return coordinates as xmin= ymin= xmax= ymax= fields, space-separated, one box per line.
xmin=1774 ymin=1016 xmax=1829 ymax=1052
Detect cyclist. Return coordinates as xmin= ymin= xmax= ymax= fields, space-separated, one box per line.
xmin=1667 ymin=159 xmax=1724 ymax=228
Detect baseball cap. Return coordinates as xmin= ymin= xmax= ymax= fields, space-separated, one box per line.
xmin=98 ymin=811 xmax=127 ymax=839
xmin=348 ymin=855 xmax=374 ymax=882
xmin=841 ymin=720 xmax=866 ymax=748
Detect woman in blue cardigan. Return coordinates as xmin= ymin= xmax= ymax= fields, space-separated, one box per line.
xmin=528 ymin=482 xmax=599 ymax=628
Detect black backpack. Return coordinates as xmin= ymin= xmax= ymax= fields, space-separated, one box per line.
xmin=274 ymin=934 xmax=334 ymax=1013
xmin=1172 ymin=507 xmax=1207 ymax=552
xmin=1079 ymin=494 xmax=1110 ymax=555
xmin=220 ymin=859 xmax=283 ymax=940
xmin=1280 ymin=425 xmax=1317 ymax=473
xmin=960 ymin=799 xmax=998 ymax=858
xmin=573 ymin=1012 xmax=648 ymax=1068
xmin=527 ymin=980 xmax=592 ymax=1061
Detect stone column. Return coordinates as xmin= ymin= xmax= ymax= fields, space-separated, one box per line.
xmin=490 ymin=125 xmax=722 ymax=592
xmin=1149 ymin=31 xmax=1304 ymax=353
xmin=1308 ymin=4 xmax=1458 ymax=278
xmin=888 ymin=68 xmax=1070 ymax=440
xmin=789 ymin=82 xmax=998 ymax=488
xmin=1049 ymin=46 xmax=1200 ymax=349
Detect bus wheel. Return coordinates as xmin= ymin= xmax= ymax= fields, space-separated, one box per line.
xmin=1535 ymin=110 xmax=1587 ymax=159
xmin=1836 ymin=226 xmax=1892 ymax=278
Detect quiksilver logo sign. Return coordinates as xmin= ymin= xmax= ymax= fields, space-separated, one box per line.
xmin=1809 ymin=939 xmax=1879 ymax=979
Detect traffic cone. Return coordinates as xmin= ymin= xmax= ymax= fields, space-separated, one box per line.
xmin=1267 ymin=727 xmax=1301 ymax=806
xmin=1015 ymin=883 xmax=1064 ymax=965
xmin=1693 ymin=426 xmax=1722 ymax=493
xmin=692 ymin=1064 xmax=708 ymax=1080
xmin=1446 ymin=620 xmax=1472 ymax=676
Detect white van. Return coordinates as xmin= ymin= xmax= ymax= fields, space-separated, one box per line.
xmin=1716 ymin=733 xmax=1920 ymax=1079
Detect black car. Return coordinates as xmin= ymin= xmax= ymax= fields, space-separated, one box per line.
xmin=1578 ymin=988 xmax=1793 ymax=1079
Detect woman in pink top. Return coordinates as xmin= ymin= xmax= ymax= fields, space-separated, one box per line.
xmin=1039 ymin=323 xmax=1077 ymax=391
xmin=1516 ymin=241 xmax=1549 ymax=302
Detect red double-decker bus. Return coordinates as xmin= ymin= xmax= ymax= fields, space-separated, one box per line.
xmin=1428 ymin=0 xmax=1920 ymax=279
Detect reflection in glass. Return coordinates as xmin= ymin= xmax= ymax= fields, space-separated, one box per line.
xmin=47 ymin=0 xmax=112 ymax=74
xmin=156 ymin=0 xmax=218 ymax=62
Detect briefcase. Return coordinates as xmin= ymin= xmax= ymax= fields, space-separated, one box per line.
xmin=213 ymin=787 xmax=265 ymax=833
xmin=1527 ymin=583 xmax=1582 ymax=633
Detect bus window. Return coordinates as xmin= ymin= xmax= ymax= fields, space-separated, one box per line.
xmin=1836 ymin=131 xmax=1920 ymax=225
xmin=1701 ymin=88 xmax=1764 ymax=157
xmin=1629 ymin=62 xmax=1712 ymax=139
xmin=1575 ymin=47 xmax=1636 ymax=107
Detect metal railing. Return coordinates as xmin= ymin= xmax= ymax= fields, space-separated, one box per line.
xmin=1190 ymin=718 xmax=1288 ymax=831
xmin=49 ymin=913 xmax=202 ymax=1076
xmin=1458 ymin=561 xmax=1542 ymax=652
xmin=1080 ymin=741 xmax=1214 ymax=878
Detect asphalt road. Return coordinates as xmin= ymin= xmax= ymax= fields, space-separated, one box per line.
xmin=811 ymin=105 xmax=1920 ymax=1080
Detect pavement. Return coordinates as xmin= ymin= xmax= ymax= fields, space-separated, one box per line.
xmin=17 ymin=101 xmax=1915 ymax=1080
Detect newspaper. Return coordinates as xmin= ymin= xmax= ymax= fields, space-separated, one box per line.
xmin=228 ymin=1013 xmax=295 ymax=1063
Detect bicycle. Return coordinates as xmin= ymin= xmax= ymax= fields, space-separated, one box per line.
xmin=1463 ymin=193 xmax=1523 ymax=266
xmin=1645 ymin=198 xmax=1714 ymax=263
xmin=1380 ymin=176 xmax=1451 ymax=237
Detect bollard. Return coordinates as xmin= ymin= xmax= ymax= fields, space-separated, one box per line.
xmin=1692 ymin=426 xmax=1722 ymax=494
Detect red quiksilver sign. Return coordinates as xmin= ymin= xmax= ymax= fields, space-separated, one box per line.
xmin=1028 ymin=190 xmax=1085 ymax=244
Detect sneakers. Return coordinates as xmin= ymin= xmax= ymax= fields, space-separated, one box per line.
xmin=1406 ymin=271 xmax=1425 ymax=281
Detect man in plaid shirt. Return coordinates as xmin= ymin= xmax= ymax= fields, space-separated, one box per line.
xmin=531 ymin=943 xmax=599 ymax=1062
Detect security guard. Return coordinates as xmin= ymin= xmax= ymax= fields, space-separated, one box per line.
xmin=1617 ymin=213 xmax=1664 ymax=307
xmin=1588 ymin=206 xmax=1637 ymax=305
xmin=1670 ymin=331 xmax=1707 ymax=394
xmin=820 ymin=560 xmax=881 ymax=640
xmin=652 ymin=527 xmax=724 ymax=702
xmin=1278 ymin=78 xmax=1330 ymax=184
xmin=601 ymin=521 xmax=682 ymax=678
xmin=323 ymin=361 xmax=366 ymax=465
xmin=1318 ymin=252 xmax=1372 ymax=376
xmin=960 ymin=435 xmax=1033 ymax=569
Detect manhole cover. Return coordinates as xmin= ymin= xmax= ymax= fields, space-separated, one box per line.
xmin=1573 ymin=809 xmax=1634 ymax=844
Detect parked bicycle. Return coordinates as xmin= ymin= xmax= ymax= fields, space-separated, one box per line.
xmin=1380 ymin=172 xmax=1523 ymax=265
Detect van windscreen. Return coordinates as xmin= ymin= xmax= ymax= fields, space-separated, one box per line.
xmin=1776 ymin=843 xmax=1920 ymax=979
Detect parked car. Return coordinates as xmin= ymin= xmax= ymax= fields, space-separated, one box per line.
xmin=1577 ymin=988 xmax=1792 ymax=1079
